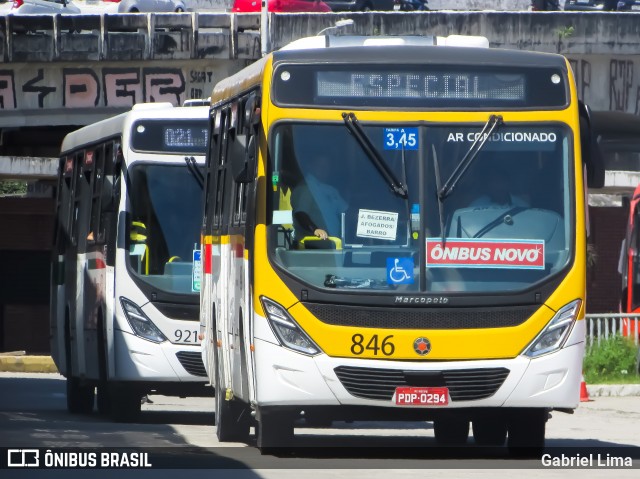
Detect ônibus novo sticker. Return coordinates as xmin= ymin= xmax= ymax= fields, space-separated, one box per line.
xmin=426 ymin=238 xmax=545 ymax=270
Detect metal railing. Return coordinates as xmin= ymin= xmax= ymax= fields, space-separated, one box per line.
xmin=585 ymin=313 xmax=640 ymax=347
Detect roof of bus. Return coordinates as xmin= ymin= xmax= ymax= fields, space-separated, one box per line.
xmin=60 ymin=104 xmax=210 ymax=155
xmin=270 ymin=44 xmax=568 ymax=69
xmin=210 ymin=40 xmax=568 ymax=106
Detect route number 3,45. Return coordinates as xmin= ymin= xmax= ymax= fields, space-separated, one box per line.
xmin=351 ymin=334 xmax=395 ymax=356
xmin=384 ymin=128 xmax=419 ymax=150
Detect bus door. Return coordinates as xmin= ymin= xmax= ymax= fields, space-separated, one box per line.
xmin=51 ymin=155 xmax=75 ymax=375
xmin=82 ymin=145 xmax=111 ymax=380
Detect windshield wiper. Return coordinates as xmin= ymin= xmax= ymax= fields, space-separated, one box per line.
xmin=438 ymin=115 xmax=503 ymax=201
xmin=342 ymin=112 xmax=408 ymax=198
xmin=185 ymin=156 xmax=204 ymax=190
xmin=432 ymin=144 xmax=446 ymax=245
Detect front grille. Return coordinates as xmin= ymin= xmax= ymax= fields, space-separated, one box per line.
xmin=334 ymin=366 xmax=509 ymax=402
xmin=303 ymin=303 xmax=536 ymax=329
xmin=176 ymin=351 xmax=207 ymax=377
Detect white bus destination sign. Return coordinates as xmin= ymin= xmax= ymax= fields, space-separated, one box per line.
xmin=131 ymin=120 xmax=209 ymax=154
xmin=272 ymin=64 xmax=568 ymax=109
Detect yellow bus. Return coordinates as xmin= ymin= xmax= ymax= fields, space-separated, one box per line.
xmin=199 ymin=35 xmax=603 ymax=453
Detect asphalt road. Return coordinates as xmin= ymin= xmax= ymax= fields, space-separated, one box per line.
xmin=0 ymin=372 xmax=639 ymax=478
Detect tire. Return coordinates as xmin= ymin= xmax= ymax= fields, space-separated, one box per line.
xmin=257 ymin=410 xmax=294 ymax=454
xmin=214 ymin=343 xmax=250 ymax=443
xmin=507 ymin=409 xmax=547 ymax=458
xmin=66 ymin=377 xmax=95 ymax=414
xmin=65 ymin=315 xmax=94 ymax=414
xmin=472 ymin=417 xmax=507 ymax=446
xmin=109 ymin=384 xmax=141 ymax=422
xmin=433 ymin=417 xmax=469 ymax=446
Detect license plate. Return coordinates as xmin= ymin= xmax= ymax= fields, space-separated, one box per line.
xmin=395 ymin=387 xmax=449 ymax=406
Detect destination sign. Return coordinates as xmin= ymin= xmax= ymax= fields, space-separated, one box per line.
xmin=317 ymin=71 xmax=526 ymax=101
xmin=132 ymin=120 xmax=209 ymax=154
xmin=272 ymin=64 xmax=568 ymax=109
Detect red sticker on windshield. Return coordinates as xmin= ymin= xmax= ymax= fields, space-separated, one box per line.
xmin=426 ymin=238 xmax=545 ymax=270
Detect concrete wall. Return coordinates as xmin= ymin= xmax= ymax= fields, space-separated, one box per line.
xmin=268 ymin=12 xmax=640 ymax=114
xmin=3 ymin=11 xmax=640 ymax=118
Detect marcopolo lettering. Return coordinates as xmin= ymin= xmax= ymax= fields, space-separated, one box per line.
xmin=394 ymin=296 xmax=449 ymax=304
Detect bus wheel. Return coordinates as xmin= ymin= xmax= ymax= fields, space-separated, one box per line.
xmin=257 ymin=410 xmax=294 ymax=454
xmin=66 ymin=377 xmax=95 ymax=414
xmin=507 ymin=409 xmax=547 ymax=458
xmin=472 ymin=417 xmax=507 ymax=446
xmin=214 ymin=348 xmax=250 ymax=442
xmin=109 ymin=384 xmax=142 ymax=422
xmin=433 ymin=417 xmax=469 ymax=446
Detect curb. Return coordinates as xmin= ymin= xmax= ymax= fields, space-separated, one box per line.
xmin=587 ymin=384 xmax=640 ymax=397
xmin=0 ymin=356 xmax=58 ymax=374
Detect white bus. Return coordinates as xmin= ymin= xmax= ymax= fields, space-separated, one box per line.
xmin=51 ymin=103 xmax=210 ymax=421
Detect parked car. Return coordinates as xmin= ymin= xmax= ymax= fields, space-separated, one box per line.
xmin=323 ymin=0 xmax=395 ymax=11
xmin=530 ymin=0 xmax=560 ymax=9
xmin=396 ymin=0 xmax=427 ymax=10
xmin=564 ymin=0 xmax=635 ymax=10
xmin=232 ymin=0 xmax=331 ymax=12
xmin=118 ymin=0 xmax=186 ymax=13
xmin=10 ymin=0 xmax=81 ymax=14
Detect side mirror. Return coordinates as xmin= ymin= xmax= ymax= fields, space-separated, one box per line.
xmin=579 ymin=101 xmax=605 ymax=189
xmin=231 ymin=134 xmax=257 ymax=184
xmin=101 ymin=175 xmax=114 ymax=212
xmin=244 ymin=94 xmax=261 ymax=127
xmin=621 ymin=195 xmax=631 ymax=217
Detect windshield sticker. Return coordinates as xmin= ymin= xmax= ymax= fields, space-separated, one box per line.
xmin=426 ymin=238 xmax=545 ymax=270
xmin=272 ymin=210 xmax=293 ymax=225
xmin=384 ymin=128 xmax=419 ymax=150
xmin=387 ymin=257 xmax=414 ymax=285
xmin=192 ymin=249 xmax=201 ymax=292
xmin=356 ymin=209 xmax=398 ymax=241
xmin=445 ymin=130 xmax=558 ymax=152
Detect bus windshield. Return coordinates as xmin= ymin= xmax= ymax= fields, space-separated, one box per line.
xmin=269 ymin=121 xmax=572 ymax=294
xmin=127 ymin=163 xmax=203 ymax=295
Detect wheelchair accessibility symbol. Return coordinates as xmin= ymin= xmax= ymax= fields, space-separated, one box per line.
xmin=387 ymin=257 xmax=414 ymax=285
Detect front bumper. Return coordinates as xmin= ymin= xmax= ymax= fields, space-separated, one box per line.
xmin=253 ymin=319 xmax=585 ymax=413
xmin=113 ymin=328 xmax=207 ymax=383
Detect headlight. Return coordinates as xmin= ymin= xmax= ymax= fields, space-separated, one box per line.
xmin=524 ymin=299 xmax=581 ymax=358
xmin=120 ymin=297 xmax=167 ymax=343
xmin=260 ymin=296 xmax=321 ymax=356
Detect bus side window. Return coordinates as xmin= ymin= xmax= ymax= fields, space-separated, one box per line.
xmin=203 ymin=110 xmax=217 ymax=236
xmin=70 ymin=152 xmax=83 ymax=246
xmin=88 ymin=145 xmax=106 ymax=243
xmin=230 ymin=95 xmax=258 ymax=227
xmin=212 ymin=108 xmax=230 ymax=229
xmin=104 ymin=142 xmax=122 ymax=267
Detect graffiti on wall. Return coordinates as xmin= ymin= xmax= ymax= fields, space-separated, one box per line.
xmin=568 ymin=56 xmax=640 ymax=114
xmin=0 ymin=66 xmax=223 ymax=111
